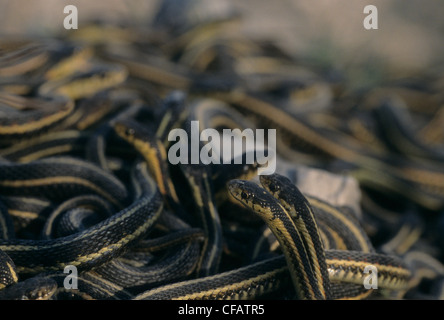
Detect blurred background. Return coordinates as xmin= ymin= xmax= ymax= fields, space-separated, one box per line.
xmin=1 ymin=0 xmax=444 ymax=87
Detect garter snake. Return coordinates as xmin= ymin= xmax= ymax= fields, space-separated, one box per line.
xmin=177 ymin=97 xmax=268 ymax=276
xmin=0 ymin=40 xmax=49 ymax=77
xmin=228 ymin=177 xmax=329 ymax=300
xmin=0 ymin=275 xmax=57 ymax=300
xmin=0 ymin=130 xmax=87 ymax=163
xmin=259 ymin=174 xmax=331 ymax=296
xmin=0 ymin=161 xmax=163 ymax=275
xmin=214 ymin=90 xmax=444 ymax=211
xmin=112 ymin=117 xmax=183 ymax=215
xmin=224 ymin=173 xmax=410 ymax=299
xmin=178 ymin=160 xmax=223 ymax=277
xmin=0 ymin=196 xmax=52 ymax=238
xmin=0 ymin=248 xmax=57 ymax=300
xmin=40 ymin=194 xmax=116 ymax=240
xmin=0 ymin=200 xmax=15 ymax=240
xmin=44 ymin=44 xmax=93 ymax=81
xmin=46 ymin=270 xmax=134 ymax=300
xmin=249 ymin=193 xmax=374 ymax=261
xmin=0 ymin=9 xmax=442 ymax=300
xmin=93 ymin=228 xmax=204 ymax=290
xmin=112 ymin=108 xmax=225 ymax=277
xmin=0 ymin=157 xmax=128 ymax=208
xmin=373 ymin=98 xmax=444 ymax=163
xmin=38 ymin=63 xmax=128 ymax=100
xmin=0 ymin=92 xmax=75 ymax=144
xmin=134 ymin=249 xmax=410 ymax=300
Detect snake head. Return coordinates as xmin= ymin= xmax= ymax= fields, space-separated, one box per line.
xmin=259 ymin=173 xmax=284 ymax=195
xmin=112 ymin=119 xmax=137 ymax=141
xmin=227 ymin=179 xmax=278 ymax=214
xmin=260 ymin=173 xmax=309 ymax=218
xmin=227 ymin=179 xmax=252 ymax=204
xmin=112 ymin=118 xmax=156 ymax=145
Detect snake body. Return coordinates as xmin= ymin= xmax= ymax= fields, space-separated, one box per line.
xmin=0 ymin=4 xmax=442 ymax=300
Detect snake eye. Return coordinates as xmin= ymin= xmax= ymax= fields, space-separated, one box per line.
xmin=268 ymin=183 xmax=278 ymax=193
xmin=241 ymin=191 xmax=248 ymax=200
xmin=125 ymin=128 xmax=135 ymax=136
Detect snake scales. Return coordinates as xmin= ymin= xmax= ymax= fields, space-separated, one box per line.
xmin=0 ymin=1 xmax=443 ymax=300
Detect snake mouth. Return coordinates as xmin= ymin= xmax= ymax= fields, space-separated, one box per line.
xmin=227 ymin=179 xmax=275 ymax=212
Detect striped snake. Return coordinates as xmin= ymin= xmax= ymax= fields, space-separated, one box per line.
xmin=0 ymin=3 xmax=443 ymax=300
